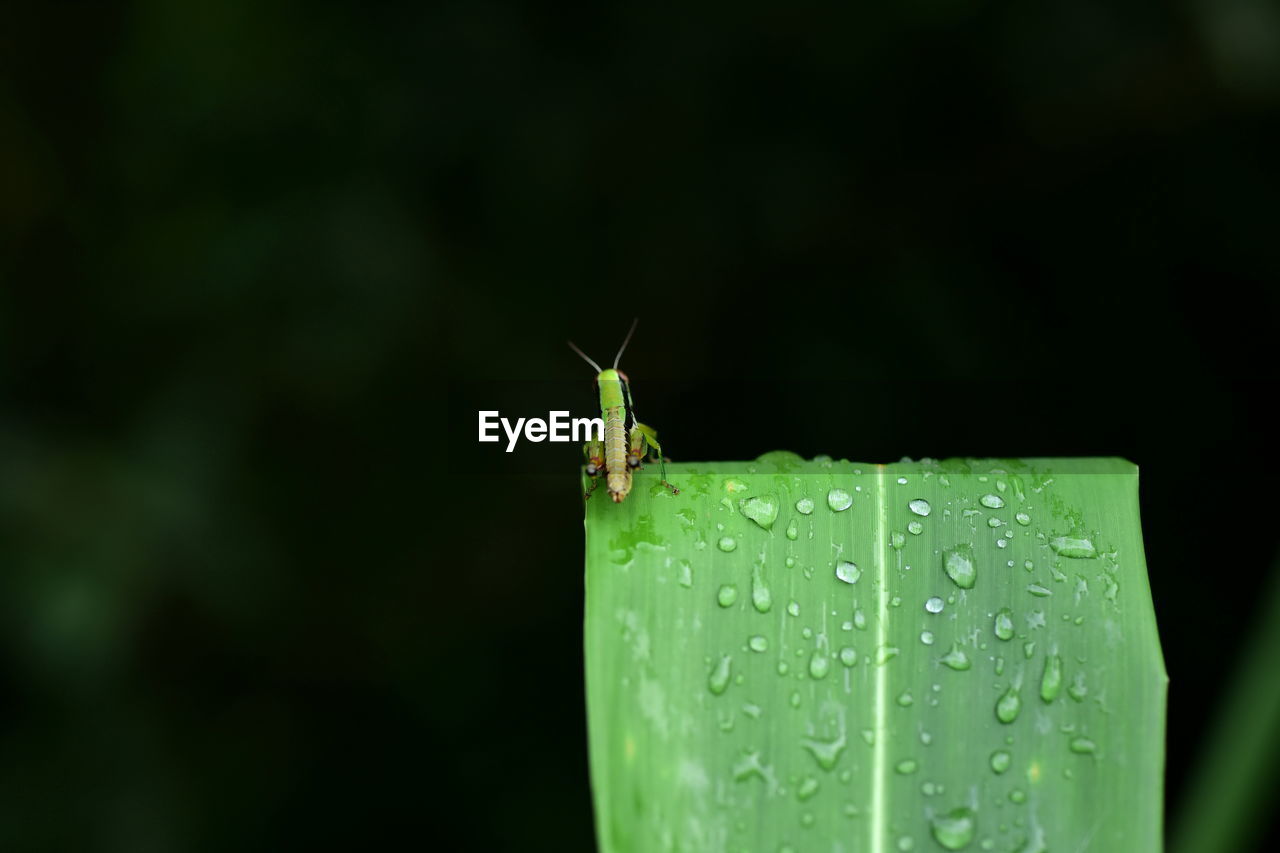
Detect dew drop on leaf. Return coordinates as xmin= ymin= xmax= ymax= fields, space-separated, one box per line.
xmin=836 ymin=560 xmax=862 ymax=584
xmin=931 ymin=806 xmax=977 ymax=850
xmin=943 ymin=545 xmax=976 ymax=589
xmin=827 ymin=488 xmax=853 ymax=512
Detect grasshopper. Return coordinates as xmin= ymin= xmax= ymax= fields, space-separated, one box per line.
xmin=568 ymin=319 xmax=677 ymax=502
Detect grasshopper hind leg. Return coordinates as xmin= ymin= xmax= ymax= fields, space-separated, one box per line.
xmin=632 ymin=424 xmax=679 ymax=496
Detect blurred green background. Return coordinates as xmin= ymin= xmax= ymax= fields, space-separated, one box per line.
xmin=3 ymin=1 xmax=1279 ymax=850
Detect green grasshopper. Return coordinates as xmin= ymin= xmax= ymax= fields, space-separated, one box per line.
xmin=568 ymin=319 xmax=677 ymax=502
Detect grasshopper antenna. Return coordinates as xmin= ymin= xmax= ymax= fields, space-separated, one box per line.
xmin=567 ymin=340 xmax=603 ymax=374
xmin=613 ymin=317 xmax=639 ymax=369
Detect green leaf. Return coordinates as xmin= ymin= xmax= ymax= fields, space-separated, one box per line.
xmin=584 ymin=455 xmax=1166 ymax=852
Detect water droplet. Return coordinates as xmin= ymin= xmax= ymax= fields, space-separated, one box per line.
xmin=1009 ymin=788 xmax=1026 ymax=804
xmin=940 ymin=645 xmax=971 ymax=671
xmin=796 ymin=497 xmax=815 ymax=515
xmin=987 ymin=517 xmax=1003 ymax=528
xmin=892 ymin=531 xmax=906 ymax=550
xmin=1027 ymin=584 xmax=1052 ymax=597
xmin=739 ymin=494 xmax=779 ymax=530
xmin=827 ymin=488 xmax=853 ymax=512
xmin=718 ymin=585 xmax=738 ymax=607
xmin=853 ymin=609 xmax=867 ymax=630
xmin=1049 ymin=535 xmax=1097 ymax=559
xmin=943 ymin=545 xmax=976 ymax=589
xmin=800 ymin=732 xmax=847 ymax=770
xmin=1069 ymin=736 xmax=1096 ymax=754
xmin=708 ymin=656 xmax=732 ymax=695
xmin=876 ymin=645 xmax=900 ymax=665
xmin=790 ymin=690 xmax=802 ymax=708
xmin=785 ymin=518 xmax=799 ymax=540
xmin=797 ymin=776 xmax=820 ymax=801
xmin=1015 ymin=512 xmax=1031 ymax=526
xmin=980 ymin=494 xmax=1005 ymax=509
xmin=908 ymin=521 xmax=924 ymax=535
xmin=993 ymin=608 xmax=1014 ymax=640
xmin=749 ymin=635 xmax=769 ymax=652
xmin=925 ymin=596 xmax=945 ymax=613
xmin=718 ymin=536 xmax=737 ymax=552
xmin=809 ymin=651 xmax=831 ymax=679
xmin=839 ymin=647 xmax=858 ymax=666
xmin=920 ymin=630 xmax=935 ymax=645
xmin=752 ymin=565 xmax=773 ymax=613
xmin=787 ymin=600 xmax=801 ymax=617
xmin=909 ymin=499 xmax=932 ymax=517
xmin=897 ymin=836 xmax=915 ymax=851
xmin=896 ymin=758 xmax=919 ymax=774
xmin=995 ymin=687 xmax=1022 ymax=723
xmin=1068 ymin=672 xmax=1088 ymax=702
xmin=931 ymin=807 xmax=977 ymax=850
xmin=785 ymin=556 xmax=797 ymax=569
xmin=990 ymin=750 xmax=1011 ymax=774
xmin=1040 ymin=654 xmax=1063 ymax=702
xmin=836 ymin=560 xmax=862 ymax=584
xmin=677 ymin=559 xmax=693 ymax=588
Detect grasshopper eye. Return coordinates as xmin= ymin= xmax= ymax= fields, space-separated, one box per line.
xmin=586 ymin=463 xmax=599 ymax=475
xmin=627 ymin=454 xmax=641 ymax=468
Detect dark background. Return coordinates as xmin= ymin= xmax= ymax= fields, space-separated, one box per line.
xmin=3 ymin=1 xmax=1278 ymax=850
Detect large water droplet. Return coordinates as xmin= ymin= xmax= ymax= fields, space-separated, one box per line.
xmin=995 ymin=687 xmax=1022 ymax=723
xmin=909 ymin=499 xmax=932 ymax=517
xmin=930 ymin=807 xmax=977 ymax=850
xmin=1015 ymin=512 xmax=1031 ymax=526
xmin=895 ymin=758 xmax=919 ymax=774
xmin=993 ymin=608 xmax=1015 ymax=640
xmin=718 ymin=585 xmax=738 ymax=607
xmin=925 ymin=597 xmax=945 ymax=614
xmin=990 ymin=750 xmax=1011 ymax=774
xmin=749 ymin=635 xmax=769 ymax=652
xmin=839 ymin=647 xmax=858 ymax=667
xmin=739 ymin=494 xmax=779 ymax=530
xmin=827 ymin=488 xmax=853 ymax=512
xmin=1069 ymin=736 xmax=1096 ymax=754
xmin=1027 ymin=583 xmax=1052 ymax=598
xmin=943 ymin=545 xmax=976 ymax=589
xmin=836 ymin=560 xmax=862 ymax=584
xmin=809 ymin=650 xmax=831 ymax=679
xmin=708 ymin=655 xmax=732 ymax=695
xmin=796 ymin=497 xmax=815 ymax=515
xmin=752 ymin=568 xmax=773 ymax=613
xmin=718 ymin=536 xmax=738 ymax=552
xmin=1049 ymin=535 xmax=1097 ymax=559
xmin=980 ymin=494 xmax=1005 ymax=509
xmin=940 ymin=645 xmax=971 ymax=671
xmin=1040 ymin=654 xmax=1063 ymax=702
xmin=907 ymin=521 xmax=924 ymax=535
xmin=800 ymin=732 xmax=847 ymax=770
